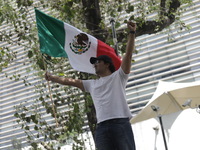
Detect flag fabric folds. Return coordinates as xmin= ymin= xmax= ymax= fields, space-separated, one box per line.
xmin=35 ymin=9 xmax=121 ymax=74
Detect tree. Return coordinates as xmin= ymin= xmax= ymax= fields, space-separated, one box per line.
xmin=0 ymin=0 xmax=193 ymax=149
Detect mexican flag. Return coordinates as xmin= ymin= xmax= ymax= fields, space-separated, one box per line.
xmin=35 ymin=9 xmax=121 ymax=74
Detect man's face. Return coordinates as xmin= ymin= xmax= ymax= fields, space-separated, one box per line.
xmin=93 ymin=60 xmax=109 ymax=75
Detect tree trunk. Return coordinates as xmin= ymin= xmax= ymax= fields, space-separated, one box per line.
xmin=81 ymin=0 xmax=106 ymax=139
xmin=81 ymin=0 xmax=107 ymax=41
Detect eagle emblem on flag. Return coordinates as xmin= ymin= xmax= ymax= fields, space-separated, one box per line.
xmin=69 ymin=33 xmax=91 ymax=55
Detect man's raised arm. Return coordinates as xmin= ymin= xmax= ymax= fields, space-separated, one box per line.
xmin=121 ymin=21 xmax=136 ymax=74
xmin=45 ymin=72 xmax=85 ymax=91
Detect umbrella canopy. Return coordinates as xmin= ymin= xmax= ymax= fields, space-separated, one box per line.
xmin=131 ymin=80 xmax=200 ymax=124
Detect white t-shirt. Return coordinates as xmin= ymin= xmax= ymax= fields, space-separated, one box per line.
xmin=82 ymin=67 xmax=132 ymax=123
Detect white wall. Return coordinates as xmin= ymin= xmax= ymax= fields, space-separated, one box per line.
xmin=132 ymin=109 xmax=200 ymax=150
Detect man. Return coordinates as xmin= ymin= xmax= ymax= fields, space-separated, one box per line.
xmin=45 ymin=21 xmax=136 ymax=150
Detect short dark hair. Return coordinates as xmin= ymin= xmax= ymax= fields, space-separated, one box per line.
xmin=108 ymin=63 xmax=116 ymax=73
xmin=90 ymin=55 xmax=116 ymax=73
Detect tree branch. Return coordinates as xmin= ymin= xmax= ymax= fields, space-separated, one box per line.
xmin=118 ymin=0 xmax=181 ymax=40
xmin=160 ymin=0 xmax=167 ymax=19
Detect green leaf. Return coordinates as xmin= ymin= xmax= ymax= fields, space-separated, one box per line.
xmin=117 ymin=6 xmax=122 ymax=12
xmin=27 ymin=50 xmax=33 ymax=58
xmin=58 ymin=72 xmax=65 ymax=76
xmin=25 ymin=126 xmax=30 ymax=130
xmin=36 ymin=59 xmax=45 ymax=70
xmin=128 ymin=5 xmax=134 ymax=12
xmin=25 ymin=117 xmax=31 ymax=123
xmin=129 ymin=15 xmax=135 ymax=21
xmin=34 ymin=125 xmax=39 ymax=131
xmin=31 ymin=142 xmax=37 ymax=149
xmin=39 ymin=96 xmax=44 ymax=101
xmin=21 ymin=113 xmax=26 ymax=118
xmin=30 ymin=114 xmax=36 ymax=121
xmin=115 ymin=21 xmax=121 ymax=28
xmin=73 ymin=104 xmax=79 ymax=113
xmin=14 ymin=112 xmax=19 ymax=118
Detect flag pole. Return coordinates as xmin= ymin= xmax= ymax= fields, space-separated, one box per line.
xmin=42 ymin=55 xmax=59 ymax=127
xmin=110 ymin=18 xmax=119 ymax=56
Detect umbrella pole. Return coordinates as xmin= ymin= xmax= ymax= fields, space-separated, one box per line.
xmin=158 ymin=115 xmax=168 ymax=150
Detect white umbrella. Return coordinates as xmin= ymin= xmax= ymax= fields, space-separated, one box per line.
xmin=130 ymin=80 xmax=200 ymax=150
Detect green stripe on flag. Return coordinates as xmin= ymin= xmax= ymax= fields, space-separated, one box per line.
xmin=35 ymin=9 xmax=68 ymax=57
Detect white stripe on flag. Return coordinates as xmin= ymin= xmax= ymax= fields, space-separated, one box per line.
xmin=64 ymin=23 xmax=98 ymax=74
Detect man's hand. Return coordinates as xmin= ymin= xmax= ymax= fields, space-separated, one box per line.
xmin=127 ymin=21 xmax=136 ymax=31
xmin=45 ymin=72 xmax=52 ymax=81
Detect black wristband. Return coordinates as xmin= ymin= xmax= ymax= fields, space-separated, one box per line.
xmin=129 ymin=30 xmax=136 ymax=34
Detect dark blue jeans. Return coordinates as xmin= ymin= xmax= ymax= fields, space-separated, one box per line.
xmin=95 ymin=118 xmax=136 ymax=150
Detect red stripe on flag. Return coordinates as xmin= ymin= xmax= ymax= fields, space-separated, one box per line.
xmin=97 ymin=40 xmax=122 ymax=70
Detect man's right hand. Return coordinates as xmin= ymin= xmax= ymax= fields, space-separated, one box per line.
xmin=127 ymin=21 xmax=136 ymax=32
xmin=45 ymin=72 xmax=52 ymax=81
